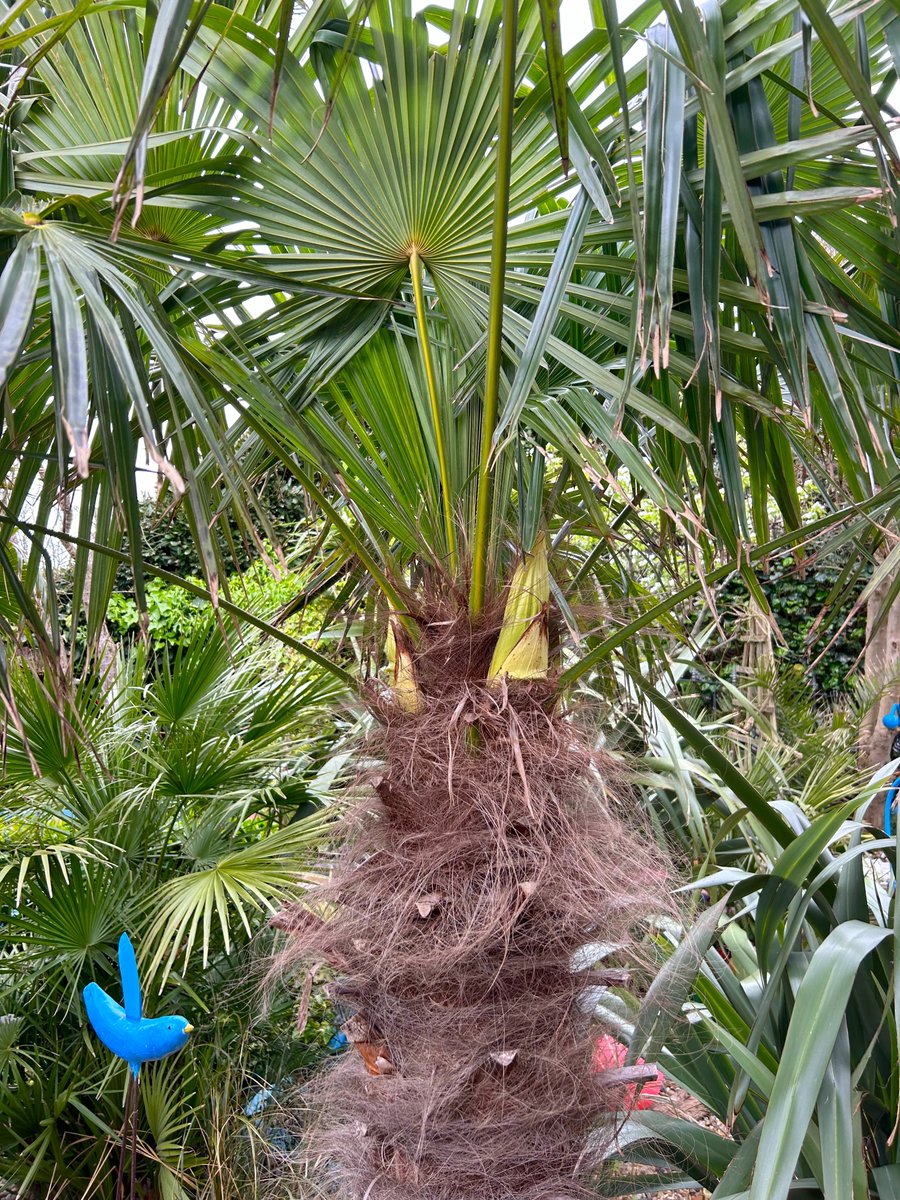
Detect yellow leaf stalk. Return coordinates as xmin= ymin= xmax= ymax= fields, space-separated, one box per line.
xmin=386 ymin=615 xmax=421 ymax=711
xmin=488 ymin=533 xmax=550 ymax=681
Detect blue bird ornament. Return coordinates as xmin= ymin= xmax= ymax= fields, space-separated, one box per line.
xmin=84 ymin=933 xmax=193 ymax=1200
xmin=83 ymin=933 xmax=193 ymax=1078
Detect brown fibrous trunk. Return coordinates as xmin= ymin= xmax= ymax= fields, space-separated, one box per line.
xmin=273 ymin=602 xmax=666 ymax=1200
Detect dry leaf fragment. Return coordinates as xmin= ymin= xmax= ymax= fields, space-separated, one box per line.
xmin=490 ymin=1049 xmax=518 ymax=1068
xmin=343 ymin=1015 xmax=394 ymax=1076
xmin=415 ymin=892 xmax=443 ymax=918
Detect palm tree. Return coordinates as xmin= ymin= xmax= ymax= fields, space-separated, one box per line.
xmin=0 ymin=0 xmax=898 ymax=1195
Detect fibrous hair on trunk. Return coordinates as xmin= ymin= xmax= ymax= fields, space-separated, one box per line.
xmin=272 ymin=600 xmax=666 ymax=1200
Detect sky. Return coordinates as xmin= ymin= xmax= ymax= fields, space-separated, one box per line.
xmin=560 ymin=0 xmax=594 ymax=48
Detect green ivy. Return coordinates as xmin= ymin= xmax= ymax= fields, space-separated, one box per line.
xmin=693 ymin=552 xmax=867 ymax=708
xmin=107 ymin=578 xmax=208 ymax=644
xmin=107 ymin=561 xmax=332 ymax=652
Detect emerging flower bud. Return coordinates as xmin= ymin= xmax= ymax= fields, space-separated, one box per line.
xmin=488 ymin=533 xmax=550 ymax=681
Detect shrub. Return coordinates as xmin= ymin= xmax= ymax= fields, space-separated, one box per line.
xmin=0 ymin=622 xmax=348 ymax=1198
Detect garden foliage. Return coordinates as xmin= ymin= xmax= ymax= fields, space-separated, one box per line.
xmin=0 ymin=624 xmax=346 ymax=1198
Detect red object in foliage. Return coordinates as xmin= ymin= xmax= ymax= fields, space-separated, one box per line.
xmin=592 ymin=1034 xmax=663 ymax=1110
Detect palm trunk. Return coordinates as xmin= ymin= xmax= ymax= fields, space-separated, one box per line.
xmin=276 ymin=604 xmax=662 ymax=1199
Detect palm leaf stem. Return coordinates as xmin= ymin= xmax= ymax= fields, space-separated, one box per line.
xmin=409 ymin=250 xmax=457 ymax=575
xmin=470 ymin=0 xmax=518 ymax=611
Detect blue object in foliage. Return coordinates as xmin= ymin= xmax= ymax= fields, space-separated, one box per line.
xmin=83 ymin=933 xmax=193 ymax=1079
xmin=245 ymin=1086 xmax=274 ymax=1117
xmin=882 ymin=704 xmax=900 ymax=838
xmin=328 ymin=1030 xmax=348 ymax=1051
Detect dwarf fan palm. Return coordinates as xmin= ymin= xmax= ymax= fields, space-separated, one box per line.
xmin=0 ymin=619 xmax=346 ymax=1197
